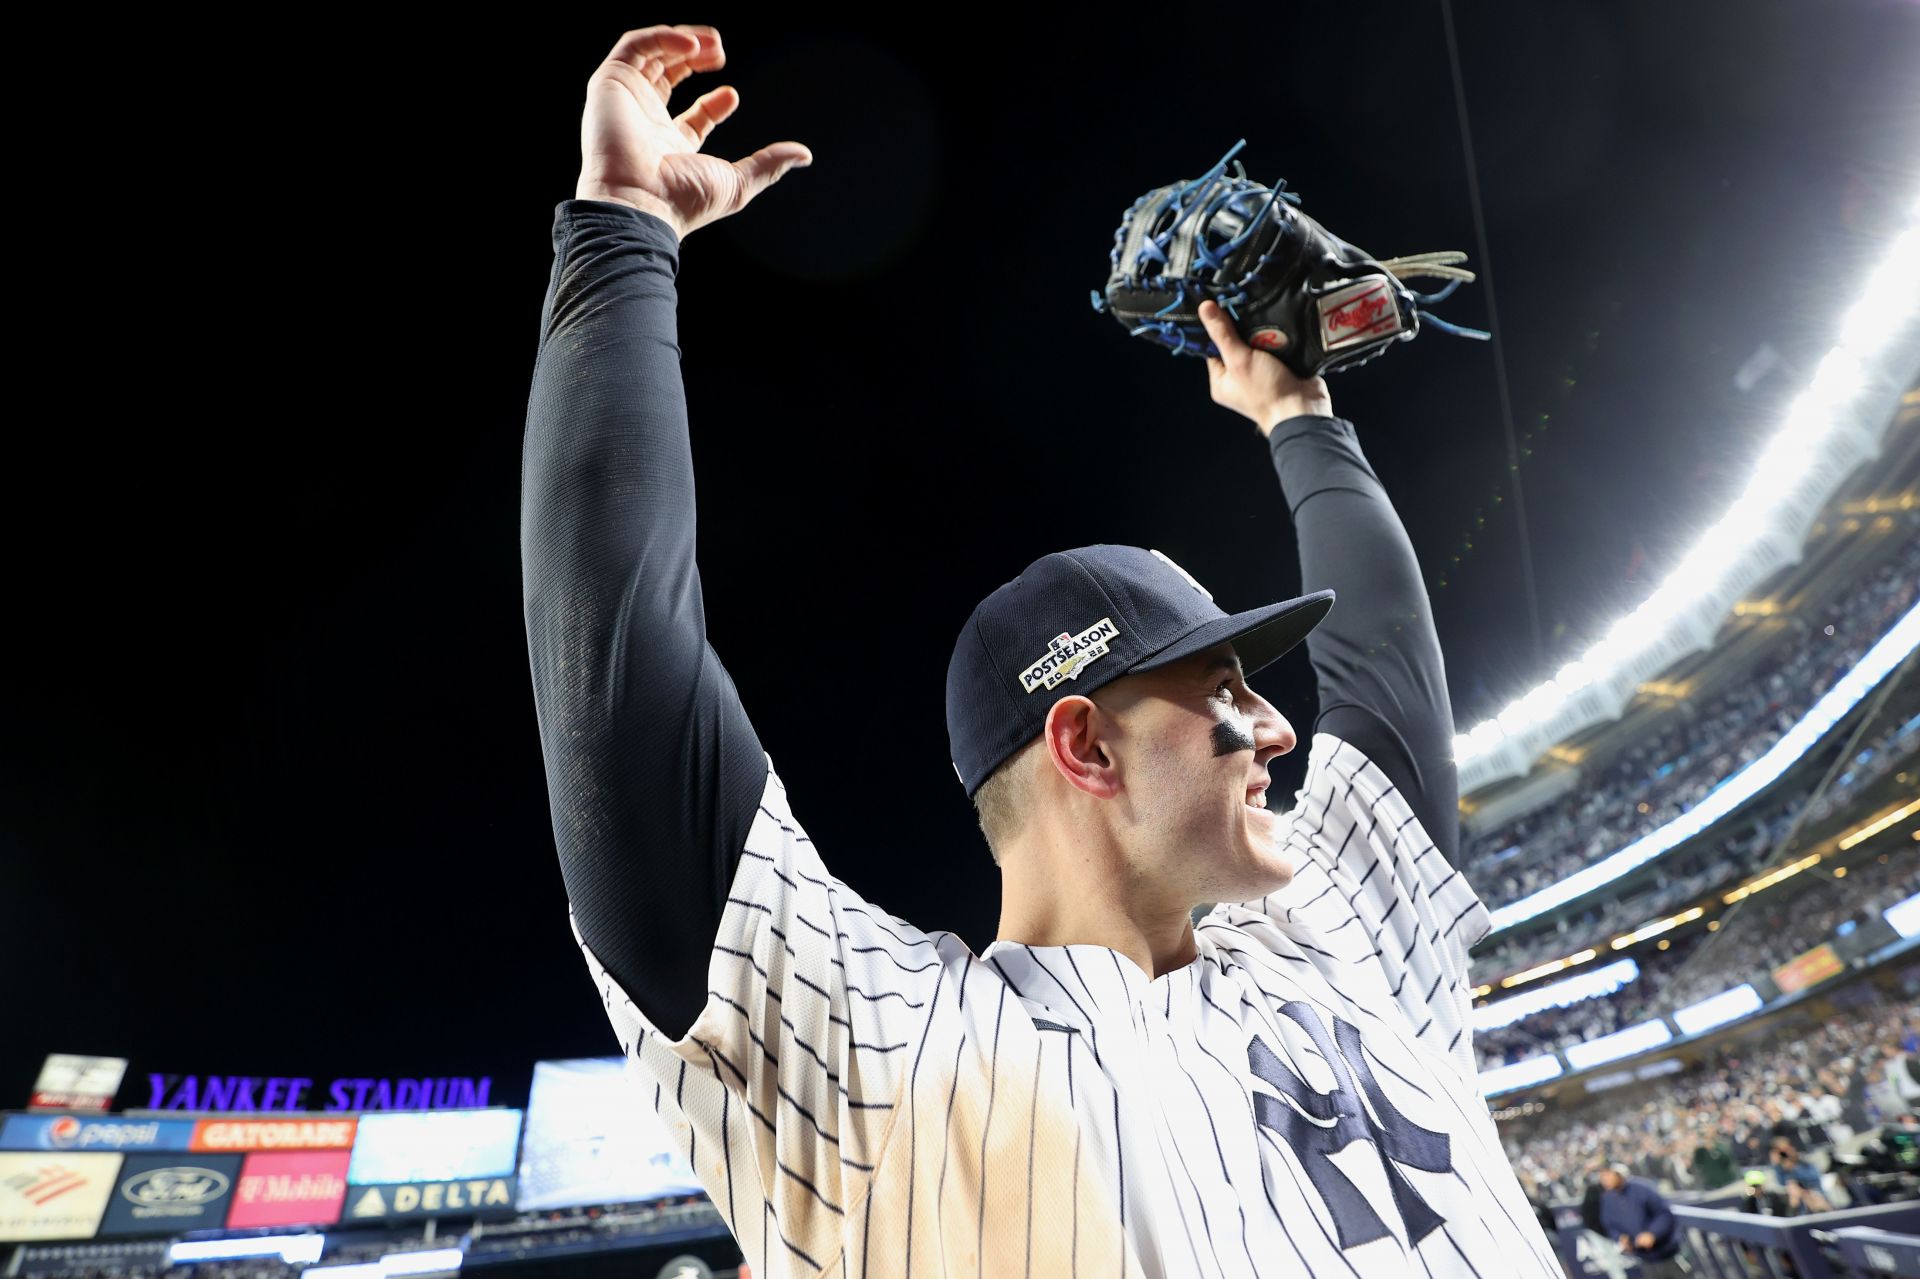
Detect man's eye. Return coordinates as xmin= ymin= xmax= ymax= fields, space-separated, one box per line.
xmin=1216 ymin=680 xmax=1236 ymax=702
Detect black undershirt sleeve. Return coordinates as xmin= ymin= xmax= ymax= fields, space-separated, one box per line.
xmin=520 ymin=198 xmax=768 ymax=1043
xmin=1266 ymin=414 xmax=1460 ymax=865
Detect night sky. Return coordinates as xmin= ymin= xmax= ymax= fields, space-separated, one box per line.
xmin=6 ymin=2 xmax=1918 ymax=1106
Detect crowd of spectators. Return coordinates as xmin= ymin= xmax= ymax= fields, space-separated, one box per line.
xmin=1463 ymin=530 xmax=1920 ymax=913
xmin=1473 ymin=705 xmax=1919 ymax=982
xmin=1475 ymin=847 xmax=1920 ymax=1069
xmin=1503 ymin=998 xmax=1920 ymax=1205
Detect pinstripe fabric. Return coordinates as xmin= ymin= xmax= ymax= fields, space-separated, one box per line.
xmin=573 ymin=733 xmax=1559 ymax=1277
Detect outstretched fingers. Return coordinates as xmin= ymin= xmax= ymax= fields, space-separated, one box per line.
xmin=675 ymin=86 xmax=740 ymax=147
xmin=605 ymin=24 xmax=723 ymax=103
xmin=727 ymin=141 xmax=814 ymax=211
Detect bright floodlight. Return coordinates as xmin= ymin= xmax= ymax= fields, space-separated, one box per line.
xmin=1564 ymin=1019 xmax=1674 ymax=1071
xmin=1474 ymin=959 xmax=1639 ymax=1031
xmin=1480 ymin=1053 xmax=1563 ymax=1097
xmin=1487 ymin=599 xmax=1920 ymax=933
xmin=1672 ymin=984 xmax=1764 ymax=1037
xmin=1887 ymin=892 xmax=1920 ymax=940
xmin=1455 ymin=193 xmax=1920 ymax=775
xmin=169 ymin=1236 xmax=327 ymax=1265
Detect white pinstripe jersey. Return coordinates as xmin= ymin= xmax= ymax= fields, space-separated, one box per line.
xmin=573 ymin=732 xmax=1562 ymax=1277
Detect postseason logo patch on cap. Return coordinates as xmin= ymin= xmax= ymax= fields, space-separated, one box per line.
xmin=1020 ymin=618 xmax=1119 ymax=694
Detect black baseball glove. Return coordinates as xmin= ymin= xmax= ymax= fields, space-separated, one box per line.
xmin=1091 ymin=139 xmax=1489 ymax=377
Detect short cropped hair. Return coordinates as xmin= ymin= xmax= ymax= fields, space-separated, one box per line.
xmin=971 ymin=737 xmax=1042 ymax=866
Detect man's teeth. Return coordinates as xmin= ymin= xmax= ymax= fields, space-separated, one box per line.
xmin=1246 ymin=793 xmax=1267 ymax=809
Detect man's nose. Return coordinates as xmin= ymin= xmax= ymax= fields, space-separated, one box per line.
xmin=1252 ymin=695 xmax=1296 ymax=756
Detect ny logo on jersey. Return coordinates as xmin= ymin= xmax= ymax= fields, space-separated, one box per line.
xmin=1249 ymin=1001 xmax=1452 ymax=1250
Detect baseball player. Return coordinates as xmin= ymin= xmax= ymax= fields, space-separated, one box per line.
xmin=521 ymin=22 xmax=1562 ymax=1278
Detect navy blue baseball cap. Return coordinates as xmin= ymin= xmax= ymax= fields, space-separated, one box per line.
xmin=945 ymin=545 xmax=1334 ymax=800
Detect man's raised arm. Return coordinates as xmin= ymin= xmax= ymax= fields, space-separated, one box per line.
xmin=519 ymin=24 xmax=811 ymax=1041
xmin=1196 ymin=300 xmax=1487 ymax=1072
xmin=1197 ymin=299 xmax=1459 ymax=864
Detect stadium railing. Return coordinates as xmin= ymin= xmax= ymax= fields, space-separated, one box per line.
xmin=1670 ymin=1200 xmax=1920 ymax=1279
xmin=1826 ymin=1225 xmax=1920 ymax=1277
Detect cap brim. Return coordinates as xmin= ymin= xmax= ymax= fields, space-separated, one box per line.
xmin=1127 ymin=588 xmax=1335 ymax=680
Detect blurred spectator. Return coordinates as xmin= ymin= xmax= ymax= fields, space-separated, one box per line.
xmin=1767 ymin=1137 xmax=1832 ymax=1212
xmin=1594 ymin=1164 xmax=1686 ymax=1278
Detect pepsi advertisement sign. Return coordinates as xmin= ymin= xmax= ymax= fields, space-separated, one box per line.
xmin=97 ymin=1154 xmax=243 ymax=1237
xmin=0 ymin=1115 xmax=196 ymax=1153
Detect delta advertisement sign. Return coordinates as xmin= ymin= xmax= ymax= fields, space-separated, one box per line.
xmin=344 ymin=1177 xmax=518 ymax=1222
xmin=343 ymin=1109 xmax=523 ymax=1222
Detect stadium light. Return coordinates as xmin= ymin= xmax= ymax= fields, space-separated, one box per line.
xmin=1672 ymin=984 xmax=1764 ymax=1037
xmin=1479 ymin=1054 xmax=1563 ymax=1097
xmin=1723 ymin=851 xmax=1826 ymax=905
xmin=381 ymin=1249 xmax=465 ymax=1276
xmin=1610 ymin=906 xmax=1705 ymax=950
xmin=1499 ymin=947 xmax=1598 ymax=990
xmin=1564 ymin=1019 xmax=1674 ymax=1071
xmin=1454 ymin=194 xmax=1920 ymax=780
xmin=169 ymin=1235 xmax=327 ymax=1266
xmin=1474 ymin=959 xmax=1639 ymax=1031
xmin=1839 ymin=796 xmax=1920 ymax=850
xmin=1486 ymin=600 xmax=1920 ymax=933
xmin=305 ymin=1250 xmax=466 ymax=1278
xmin=1887 ymin=891 xmax=1920 ymax=940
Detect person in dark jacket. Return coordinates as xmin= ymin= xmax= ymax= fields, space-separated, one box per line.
xmin=1596 ymin=1164 xmax=1690 ymax=1278
xmin=1689 ymin=1135 xmax=1739 ymax=1190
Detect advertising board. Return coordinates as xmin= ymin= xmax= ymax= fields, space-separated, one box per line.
xmin=1 ymin=1115 xmax=196 ymax=1153
xmin=190 ymin=1117 xmax=357 ymax=1153
xmin=0 ymin=1152 xmax=123 ymax=1241
xmin=1772 ymin=942 xmax=1844 ymax=995
xmin=343 ymin=1176 xmax=519 ymax=1222
xmin=28 ymin=1056 xmax=128 ymax=1112
xmin=346 ymin=1109 xmax=521 ymax=1184
xmin=226 ymin=1151 xmax=350 ymax=1229
xmin=516 ymin=1058 xmax=704 ymax=1211
xmin=97 ymin=1153 xmax=244 ymax=1236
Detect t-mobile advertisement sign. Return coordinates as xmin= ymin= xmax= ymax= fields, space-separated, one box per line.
xmin=225 ymin=1151 xmax=349 ymax=1229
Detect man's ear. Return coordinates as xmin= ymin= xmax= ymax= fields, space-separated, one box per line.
xmin=1042 ymin=694 xmax=1122 ymax=800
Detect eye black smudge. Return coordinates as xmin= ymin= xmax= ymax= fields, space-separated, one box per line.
xmin=1212 ymin=718 xmax=1256 ymax=757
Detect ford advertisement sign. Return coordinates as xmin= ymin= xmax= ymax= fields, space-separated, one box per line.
xmin=98 ymin=1154 xmax=244 ymax=1237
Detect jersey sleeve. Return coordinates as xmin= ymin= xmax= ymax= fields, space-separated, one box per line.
xmin=572 ymin=755 xmax=959 ymax=1270
xmin=1207 ymin=732 xmax=1490 ymax=1079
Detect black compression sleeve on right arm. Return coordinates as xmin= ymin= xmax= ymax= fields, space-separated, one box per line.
xmin=520 ymin=198 xmax=768 ymax=1043
xmin=1267 ymin=414 xmax=1460 ymax=865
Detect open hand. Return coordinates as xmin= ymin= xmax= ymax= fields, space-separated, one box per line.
xmin=575 ymin=24 xmax=812 ymax=239
xmin=1196 ymin=299 xmax=1332 ymax=436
